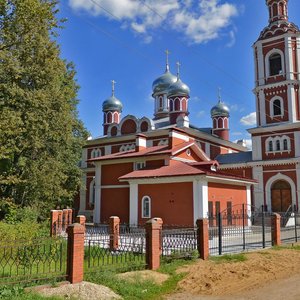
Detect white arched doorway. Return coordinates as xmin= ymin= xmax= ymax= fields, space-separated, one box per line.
xmin=265 ymin=173 xmax=297 ymax=212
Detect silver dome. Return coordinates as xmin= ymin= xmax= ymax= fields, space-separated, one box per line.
xmin=211 ymin=101 xmax=230 ymax=117
xmin=152 ymin=69 xmax=177 ymax=95
xmin=167 ymin=78 xmax=190 ymax=97
xmin=102 ymin=95 xmax=123 ymax=112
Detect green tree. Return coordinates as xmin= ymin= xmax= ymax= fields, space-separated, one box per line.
xmin=0 ymin=0 xmax=88 ymax=218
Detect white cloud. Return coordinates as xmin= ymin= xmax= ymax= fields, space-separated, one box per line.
xmin=232 ymin=131 xmax=242 ymax=136
xmin=69 ymin=0 xmax=240 ymax=44
xmin=196 ymin=110 xmax=205 ymax=118
xmin=245 ymin=139 xmax=252 ymax=150
xmin=240 ymin=112 xmax=256 ymax=126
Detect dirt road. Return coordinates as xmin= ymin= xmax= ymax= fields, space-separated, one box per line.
xmin=166 ymin=247 xmax=300 ymax=300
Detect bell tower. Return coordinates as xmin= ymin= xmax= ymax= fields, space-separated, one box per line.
xmin=249 ymin=0 xmax=300 ymax=211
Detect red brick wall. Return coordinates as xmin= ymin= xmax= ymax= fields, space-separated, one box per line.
xmin=138 ymin=182 xmax=193 ymax=226
xmin=101 ymin=187 xmax=129 ymax=223
xmin=101 ymin=163 xmax=133 ymax=185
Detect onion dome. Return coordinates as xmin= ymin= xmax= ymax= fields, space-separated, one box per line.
xmin=211 ymin=100 xmax=230 ymax=118
xmin=102 ymin=80 xmax=123 ymax=112
xmin=102 ymin=95 xmax=123 ymax=112
xmin=152 ymin=65 xmax=177 ymax=95
xmin=167 ymin=62 xmax=190 ymax=97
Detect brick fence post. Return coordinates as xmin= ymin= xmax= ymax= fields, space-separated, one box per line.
xmin=67 ymin=209 xmax=73 ymax=226
xmin=76 ymin=215 xmax=86 ymax=229
xmin=50 ymin=210 xmax=59 ymax=237
xmin=66 ymin=223 xmax=85 ymax=284
xmin=57 ymin=210 xmax=63 ymax=234
xmin=196 ymin=218 xmax=209 ymax=260
xmin=271 ymin=213 xmax=281 ymax=246
xmin=109 ymin=216 xmax=120 ymax=251
xmin=145 ymin=218 xmax=163 ymax=270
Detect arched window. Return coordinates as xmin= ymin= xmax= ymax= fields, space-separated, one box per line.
xmin=269 ymin=141 xmax=273 ymax=152
xmin=273 ymin=99 xmax=282 ymax=116
xmin=269 ymin=53 xmax=282 ymax=76
xmin=142 ymin=196 xmax=151 ymax=218
xmin=276 ymin=140 xmax=280 ymax=151
xmin=91 ymin=148 xmax=101 ymax=158
xmin=283 ymin=139 xmax=288 ymax=150
xmin=89 ymin=178 xmax=95 ymax=205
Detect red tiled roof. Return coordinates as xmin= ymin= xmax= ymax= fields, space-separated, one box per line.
xmin=87 ymin=141 xmax=195 ymax=162
xmin=119 ymin=160 xmax=257 ymax=183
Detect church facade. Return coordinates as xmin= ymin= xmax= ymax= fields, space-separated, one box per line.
xmin=75 ymin=0 xmax=300 ymax=225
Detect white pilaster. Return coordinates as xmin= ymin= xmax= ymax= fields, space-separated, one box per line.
xmin=193 ymin=180 xmax=208 ymax=224
xmin=79 ymin=173 xmax=87 ymax=213
xmin=93 ymin=163 xmax=102 ymax=224
xmin=252 ymin=136 xmax=262 ymax=161
xmin=129 ymin=183 xmax=138 ymax=225
xmin=105 ymin=145 xmax=111 ymax=155
xmin=259 ymin=90 xmax=266 ymax=126
xmin=297 ymin=164 xmax=300 ymax=207
xmin=285 ymin=37 xmax=293 ymax=80
xmin=81 ymin=148 xmax=87 ymax=168
xmin=256 ymin=42 xmax=265 ymax=86
xmin=295 ymin=131 xmax=300 ymax=157
xmin=252 ymin=166 xmax=264 ymax=208
xmin=287 ymin=85 xmax=297 ymax=122
xmin=297 ymin=37 xmax=300 ymax=77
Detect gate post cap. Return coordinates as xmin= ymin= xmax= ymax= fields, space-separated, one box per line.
xmin=66 ymin=223 xmax=85 ymax=234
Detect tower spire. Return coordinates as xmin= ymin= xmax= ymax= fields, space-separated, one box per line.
xmin=218 ymin=87 xmax=222 ymax=103
xmin=176 ymin=61 xmax=181 ymax=80
xmin=111 ymin=80 xmax=116 ymax=96
xmin=165 ymin=49 xmax=170 ymax=72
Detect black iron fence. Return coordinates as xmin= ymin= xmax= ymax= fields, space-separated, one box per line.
xmin=84 ymin=224 xmax=146 ymax=272
xmin=279 ymin=211 xmax=300 ymax=243
xmin=161 ymin=226 xmax=197 ymax=259
xmin=0 ymin=238 xmax=67 ymax=285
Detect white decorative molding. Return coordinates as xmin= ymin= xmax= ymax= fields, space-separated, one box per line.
xmin=81 ymin=148 xmax=88 ymax=168
xmin=295 ymin=131 xmax=300 ymax=157
xmin=265 ymin=173 xmax=297 ymax=212
xmin=259 ymin=90 xmax=266 ymax=126
xmin=79 ymin=174 xmax=87 ymax=213
xmin=105 ymin=145 xmax=111 ymax=155
xmin=129 ymin=183 xmax=138 ymax=225
xmin=270 ymin=96 xmax=284 ymax=118
xmin=252 ymin=166 xmax=264 ymax=208
xmin=296 ymin=164 xmax=300 ymax=205
xmin=193 ymin=180 xmax=208 ymax=223
xmin=265 ymin=48 xmax=285 ymax=78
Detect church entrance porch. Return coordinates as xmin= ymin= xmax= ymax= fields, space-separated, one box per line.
xmin=271 ymin=180 xmax=292 ymax=213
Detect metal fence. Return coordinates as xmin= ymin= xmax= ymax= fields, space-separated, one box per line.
xmin=279 ymin=211 xmax=300 ymax=243
xmin=161 ymin=226 xmax=197 ymax=258
xmin=0 ymin=237 xmax=67 ymax=285
xmin=84 ymin=224 xmax=146 ymax=272
xmin=208 ymin=207 xmax=272 ymax=255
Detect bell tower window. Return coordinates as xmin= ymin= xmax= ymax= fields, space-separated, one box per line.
xmin=269 ymin=141 xmax=273 ymax=152
xmin=283 ymin=139 xmax=288 ymax=150
xmin=273 ymin=99 xmax=282 ymax=116
xmin=276 ymin=140 xmax=280 ymax=151
xmin=269 ymin=53 xmax=282 ymax=76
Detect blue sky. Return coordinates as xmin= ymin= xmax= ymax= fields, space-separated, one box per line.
xmin=57 ymin=0 xmax=300 ymax=147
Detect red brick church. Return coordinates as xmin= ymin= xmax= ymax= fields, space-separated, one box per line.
xmin=75 ymin=0 xmax=300 ymax=225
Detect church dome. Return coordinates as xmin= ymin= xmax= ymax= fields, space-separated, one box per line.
xmin=102 ymin=95 xmax=123 ymax=112
xmin=211 ymin=101 xmax=230 ymax=118
xmin=152 ymin=68 xmax=177 ymax=95
xmin=167 ymin=78 xmax=190 ymax=97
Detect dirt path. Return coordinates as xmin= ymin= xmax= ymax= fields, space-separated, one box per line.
xmin=165 ymin=247 xmax=300 ymax=300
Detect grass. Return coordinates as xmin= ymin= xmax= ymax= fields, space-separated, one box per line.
xmin=84 ymin=258 xmax=195 ymax=300
xmin=210 ymin=253 xmax=247 ymax=263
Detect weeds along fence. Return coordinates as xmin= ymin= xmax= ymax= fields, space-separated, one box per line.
xmin=0 ymin=238 xmax=67 ymax=286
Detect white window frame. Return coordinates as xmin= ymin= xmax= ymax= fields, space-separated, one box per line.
xmin=270 ymin=96 xmax=284 ymax=118
xmin=134 ymin=161 xmax=146 ymax=171
xmin=141 ymin=196 xmax=151 ymax=218
xmin=265 ymin=49 xmax=285 ymax=78
xmin=91 ymin=148 xmax=101 ymax=158
xmin=89 ymin=177 xmax=95 ymax=205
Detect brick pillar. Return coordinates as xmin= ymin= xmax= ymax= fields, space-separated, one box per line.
xmin=57 ymin=210 xmax=63 ymax=234
xmin=196 ymin=218 xmax=209 ymax=260
xmin=109 ymin=216 xmax=120 ymax=251
xmin=145 ymin=218 xmax=163 ymax=270
xmin=271 ymin=213 xmax=281 ymax=246
xmin=63 ymin=209 xmax=69 ymax=230
xmin=66 ymin=223 xmax=85 ymax=284
xmin=67 ymin=209 xmax=73 ymax=226
xmin=76 ymin=215 xmax=86 ymax=228
xmin=50 ymin=210 xmax=59 ymax=237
